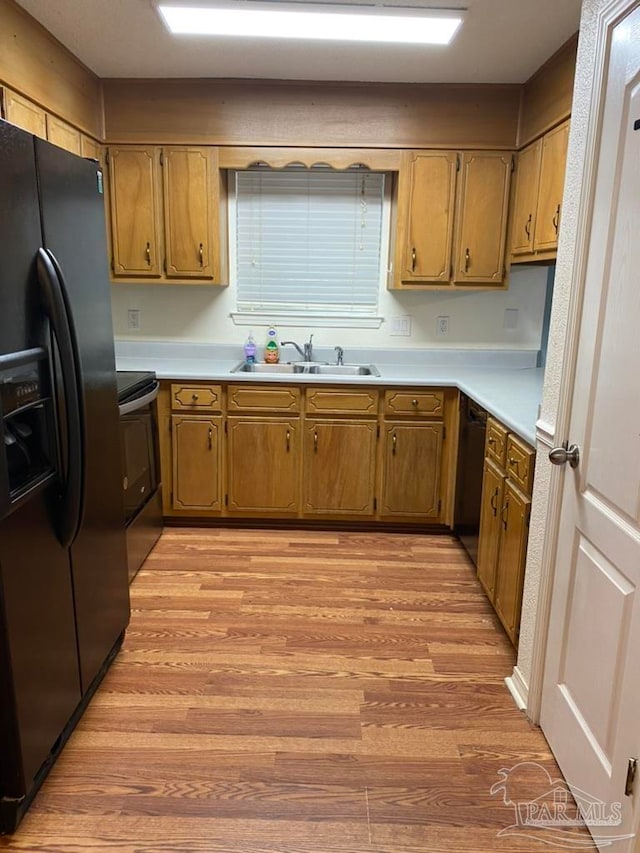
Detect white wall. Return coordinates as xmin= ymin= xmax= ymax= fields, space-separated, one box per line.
xmin=111 ymin=264 xmax=549 ymax=351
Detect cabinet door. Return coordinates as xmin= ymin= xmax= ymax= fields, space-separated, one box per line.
xmin=171 ymin=415 xmax=221 ymax=510
xmin=3 ymin=89 xmax=47 ymax=138
xmin=402 ymin=152 xmax=457 ymax=282
xmin=476 ymin=458 xmax=506 ymax=601
xmin=453 ymin=152 xmax=512 ymax=284
xmin=303 ymin=420 xmax=377 ymax=515
xmin=227 ymin=418 xmax=299 ymax=513
xmin=46 ymin=115 xmax=81 ymax=155
xmin=163 ymin=147 xmax=216 ymax=279
xmin=381 ymin=422 xmax=442 ymax=517
xmin=534 ymin=120 xmax=570 ymax=252
xmin=510 ymin=139 xmax=542 ymax=256
xmin=108 ymin=146 xmax=162 ymax=277
xmin=494 ymin=480 xmax=530 ymax=646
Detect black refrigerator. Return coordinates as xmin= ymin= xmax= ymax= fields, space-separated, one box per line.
xmin=0 ymin=120 xmax=130 ymax=832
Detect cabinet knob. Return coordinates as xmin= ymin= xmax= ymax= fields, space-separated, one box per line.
xmin=192 ymin=393 xmax=199 ymax=401
xmin=509 ymin=457 xmax=519 ymax=467
xmin=411 ymin=399 xmax=418 ymax=408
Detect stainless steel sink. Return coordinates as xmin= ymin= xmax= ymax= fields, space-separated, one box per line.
xmin=230 ymin=361 xmax=380 ymax=376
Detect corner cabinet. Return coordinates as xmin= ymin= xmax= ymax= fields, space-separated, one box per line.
xmin=510 ymin=120 xmax=570 ymax=263
xmin=106 ymin=145 xmax=224 ymax=284
xmin=393 ymin=149 xmax=512 ymax=290
xmin=477 ymin=417 xmax=535 ymax=647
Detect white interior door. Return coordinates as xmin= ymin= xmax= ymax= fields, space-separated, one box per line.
xmin=541 ymin=6 xmax=640 ymax=851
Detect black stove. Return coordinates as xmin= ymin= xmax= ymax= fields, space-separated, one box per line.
xmin=116 ymin=370 xmax=157 ymax=404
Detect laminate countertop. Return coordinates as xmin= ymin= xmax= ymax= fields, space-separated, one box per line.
xmin=116 ymin=343 xmax=543 ymax=445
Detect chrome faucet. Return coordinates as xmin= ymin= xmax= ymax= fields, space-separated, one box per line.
xmin=281 ymin=334 xmax=314 ymax=362
xmin=334 ymin=346 xmax=344 ymax=366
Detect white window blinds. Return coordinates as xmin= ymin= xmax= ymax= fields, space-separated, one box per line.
xmin=233 ymin=168 xmax=385 ymax=316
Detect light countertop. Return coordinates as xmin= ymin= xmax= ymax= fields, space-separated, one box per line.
xmin=116 ymin=342 xmax=543 ymax=445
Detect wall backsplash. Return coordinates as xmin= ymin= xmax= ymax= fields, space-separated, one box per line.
xmin=111 ymin=264 xmax=548 ymax=352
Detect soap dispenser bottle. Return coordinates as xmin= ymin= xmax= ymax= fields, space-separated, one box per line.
xmin=244 ymin=332 xmax=257 ymax=364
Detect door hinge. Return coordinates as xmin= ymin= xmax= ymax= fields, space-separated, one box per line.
xmin=373 ymin=497 xmax=377 ymax=511
xmin=105 ymin=149 xmax=110 ymax=166
xmin=438 ymin=498 xmax=442 ymax=514
xmin=625 ymin=757 xmax=637 ymax=797
xmin=456 ymin=154 xmax=460 ymax=172
xmin=224 ymin=421 xmax=228 ymax=434
xmin=443 ymin=426 xmax=446 ymax=440
xmin=450 ymin=263 xmax=453 ymax=280
xmin=159 ymin=150 xmax=164 ymax=167
xmin=163 ymin=258 xmax=167 ymax=275
xmin=170 ymin=490 xmax=173 ymax=504
xmin=376 ymin=424 xmax=380 ymax=439
xmin=225 ymin=493 xmax=228 ymax=507
xmin=511 ymin=155 xmax=515 ymax=173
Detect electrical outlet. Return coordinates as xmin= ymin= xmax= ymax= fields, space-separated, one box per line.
xmin=127 ymin=308 xmax=141 ymax=331
xmin=390 ymin=315 xmax=412 ymax=336
xmin=436 ymin=316 xmax=449 ymax=337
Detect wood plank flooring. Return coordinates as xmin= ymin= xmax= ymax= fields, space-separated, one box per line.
xmin=0 ymin=529 xmax=591 ymax=852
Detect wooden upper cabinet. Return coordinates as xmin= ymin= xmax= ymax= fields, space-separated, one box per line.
xmin=3 ymin=89 xmax=47 ymax=139
xmin=80 ymin=135 xmax=103 ymax=163
xmin=534 ymin=120 xmax=570 ymax=252
xmin=163 ymin=147 xmax=217 ymax=279
xmin=510 ymin=139 xmax=542 ymax=256
xmin=46 ymin=115 xmax=81 ymax=155
xmin=108 ymin=146 xmax=163 ymax=277
xmin=453 ymin=151 xmax=512 ymax=284
xmin=402 ymin=151 xmax=457 ymax=282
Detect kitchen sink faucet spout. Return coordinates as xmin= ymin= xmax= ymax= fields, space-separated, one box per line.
xmin=281 ymin=334 xmax=314 ymax=362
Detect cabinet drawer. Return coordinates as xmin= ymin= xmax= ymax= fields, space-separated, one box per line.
xmin=171 ymin=383 xmax=222 ymax=412
xmin=506 ymin=434 xmax=535 ymax=494
xmin=227 ymin=384 xmax=300 ymax=413
xmin=306 ymin=387 xmax=378 ymax=416
xmin=485 ymin=417 xmax=508 ymax=466
xmin=384 ymin=390 xmax=444 ymax=418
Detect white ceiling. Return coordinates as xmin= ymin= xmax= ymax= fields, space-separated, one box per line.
xmin=15 ymin=0 xmax=583 ymax=84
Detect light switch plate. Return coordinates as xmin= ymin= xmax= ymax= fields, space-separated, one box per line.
xmin=390 ymin=315 xmax=412 ymax=336
xmin=127 ymin=308 xmax=141 ymax=331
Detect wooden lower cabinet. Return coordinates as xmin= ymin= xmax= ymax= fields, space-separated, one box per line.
xmin=227 ymin=417 xmax=299 ymax=513
xmin=381 ymin=422 xmax=443 ymax=517
xmin=303 ymin=420 xmax=377 ymax=515
xmin=494 ymin=480 xmax=531 ymax=645
xmin=477 ymin=459 xmax=506 ymax=599
xmin=476 ymin=416 xmax=534 ymax=647
xmin=171 ymin=415 xmax=222 ymax=510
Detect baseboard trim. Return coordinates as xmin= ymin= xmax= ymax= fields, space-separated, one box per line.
xmin=505 ymin=665 xmax=529 ymax=713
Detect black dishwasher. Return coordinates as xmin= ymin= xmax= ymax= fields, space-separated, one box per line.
xmin=454 ymin=395 xmax=487 ymax=566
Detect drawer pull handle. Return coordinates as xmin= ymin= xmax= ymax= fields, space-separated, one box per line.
xmin=199 ymin=242 xmax=204 ymax=268
xmin=314 ymin=431 xmax=318 ymax=453
xmin=552 ymin=204 xmax=561 ymax=234
xmin=509 ymin=457 xmax=519 ymax=468
xmin=524 ymin=213 xmax=532 ymax=239
xmin=490 ymin=487 xmax=499 ymax=516
xmin=392 ymin=433 xmax=397 ymax=455
xmin=286 ymin=429 xmax=291 ymax=452
xmin=464 ymin=247 xmax=470 ymax=273
xmin=501 ymin=501 xmax=509 ymax=531
xmin=411 ymin=247 xmax=417 ymax=272
xmin=145 ymin=241 xmax=152 ymax=266
xmin=208 ymin=428 xmax=213 ymax=450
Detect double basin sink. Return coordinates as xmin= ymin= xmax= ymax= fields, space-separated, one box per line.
xmin=231 ymin=361 xmax=380 ymax=376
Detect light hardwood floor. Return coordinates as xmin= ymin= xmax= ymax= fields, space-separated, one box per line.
xmin=0 ymin=529 xmax=591 ymax=852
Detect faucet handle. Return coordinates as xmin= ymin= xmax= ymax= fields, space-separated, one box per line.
xmin=334 ymin=346 xmax=344 ymax=366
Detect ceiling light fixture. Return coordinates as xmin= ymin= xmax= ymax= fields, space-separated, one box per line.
xmin=157 ymin=3 xmax=464 ymax=45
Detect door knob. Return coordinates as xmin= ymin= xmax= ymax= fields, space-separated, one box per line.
xmin=549 ymin=440 xmax=580 ymax=469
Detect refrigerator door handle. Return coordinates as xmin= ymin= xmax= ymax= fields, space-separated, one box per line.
xmin=36 ymin=248 xmax=85 ymax=547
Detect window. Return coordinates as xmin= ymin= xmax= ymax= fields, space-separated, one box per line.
xmin=229 ymin=167 xmax=389 ymax=327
